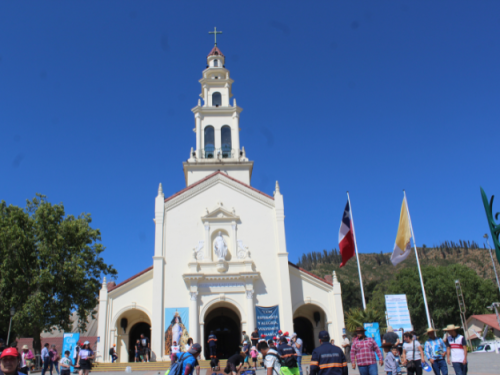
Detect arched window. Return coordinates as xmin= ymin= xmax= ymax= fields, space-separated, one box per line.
xmin=212 ymin=92 xmax=222 ymax=107
xmin=214 ymin=59 xmax=218 ymax=67
xmin=204 ymin=126 xmax=215 ymax=159
xmin=221 ymin=126 xmax=232 ymax=158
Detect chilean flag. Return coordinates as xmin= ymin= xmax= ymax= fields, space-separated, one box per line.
xmin=338 ymin=200 xmax=355 ymax=267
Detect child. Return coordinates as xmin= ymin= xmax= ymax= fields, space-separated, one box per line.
xmin=250 ymin=346 xmax=258 ymax=370
xmin=382 ymin=343 xmax=398 ymax=375
xmin=60 ymin=351 xmax=72 ymax=375
xmin=242 ymin=341 xmax=249 ymax=369
xmin=135 ymin=339 xmax=141 ymax=362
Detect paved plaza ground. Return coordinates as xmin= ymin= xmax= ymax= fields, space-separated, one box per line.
xmin=87 ymin=353 xmax=500 ymax=375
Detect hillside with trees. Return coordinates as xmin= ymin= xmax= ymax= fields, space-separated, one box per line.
xmin=297 ymin=241 xmax=500 ymax=334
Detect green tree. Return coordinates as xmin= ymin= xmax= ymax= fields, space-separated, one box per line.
xmin=0 ymin=194 xmax=117 ymax=351
xmin=345 ymin=306 xmax=386 ymax=333
xmin=369 ymin=264 xmax=499 ymax=334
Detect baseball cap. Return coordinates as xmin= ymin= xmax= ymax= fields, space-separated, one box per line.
xmin=0 ymin=347 xmax=19 ymax=359
xmin=84 ymin=341 xmax=90 ymax=345
xmin=278 ymin=330 xmax=282 ymax=334
xmin=188 ymin=343 xmax=202 ymax=354
xmin=261 ymin=334 xmax=265 ymax=338
xmin=291 ymin=333 xmax=297 ymax=338
xmin=318 ymin=331 xmax=330 ymax=340
xmin=284 ymin=332 xmax=289 ymax=336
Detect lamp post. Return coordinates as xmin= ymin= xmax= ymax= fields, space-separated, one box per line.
xmin=7 ymin=306 xmax=15 ymax=346
xmin=484 ymin=234 xmax=500 ymax=294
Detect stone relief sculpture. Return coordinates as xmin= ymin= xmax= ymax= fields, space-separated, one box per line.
xmin=237 ymin=240 xmax=250 ymax=259
xmin=192 ymin=240 xmax=204 ymax=260
xmin=214 ymin=231 xmax=228 ymax=260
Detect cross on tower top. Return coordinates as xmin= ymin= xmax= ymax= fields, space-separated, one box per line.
xmin=209 ymin=27 xmax=222 ymax=46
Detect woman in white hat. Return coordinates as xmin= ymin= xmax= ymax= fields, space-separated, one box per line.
xmin=19 ymin=345 xmax=34 ymax=374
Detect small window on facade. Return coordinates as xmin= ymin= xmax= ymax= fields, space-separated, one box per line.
xmin=221 ymin=126 xmax=232 ymax=158
xmin=212 ymin=92 xmax=222 ymax=107
xmin=204 ymin=126 xmax=215 ymax=159
xmin=214 ymin=59 xmax=218 ymax=67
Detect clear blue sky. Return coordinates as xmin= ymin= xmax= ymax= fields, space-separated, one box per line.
xmin=1 ymin=1 xmax=499 ymax=283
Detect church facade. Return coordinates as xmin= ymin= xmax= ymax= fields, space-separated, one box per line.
xmin=96 ymin=45 xmax=345 ymax=363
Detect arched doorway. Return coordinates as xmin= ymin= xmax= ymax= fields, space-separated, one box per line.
xmin=128 ymin=322 xmax=151 ymax=362
xmin=293 ymin=317 xmax=315 ymax=355
xmin=204 ymin=307 xmax=241 ymax=359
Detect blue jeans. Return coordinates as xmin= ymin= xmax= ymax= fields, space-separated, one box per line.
xmin=395 ymin=355 xmax=401 ymax=373
xmin=297 ymin=356 xmax=302 ymax=375
xmin=41 ymin=357 xmax=51 ymax=375
xmin=431 ymin=359 xmax=448 ymax=375
xmin=358 ymin=363 xmax=378 ymax=375
xmin=452 ymin=362 xmax=467 ymax=375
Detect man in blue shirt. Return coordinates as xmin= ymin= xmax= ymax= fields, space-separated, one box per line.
xmin=424 ymin=328 xmax=448 ymax=375
xmin=174 ymin=343 xmax=202 ymax=375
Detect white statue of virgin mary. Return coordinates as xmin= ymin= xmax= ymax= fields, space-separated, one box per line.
xmin=214 ymin=231 xmax=228 ymax=260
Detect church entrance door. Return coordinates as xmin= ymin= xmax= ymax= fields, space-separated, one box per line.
xmin=293 ymin=317 xmax=315 ymax=355
xmin=204 ymin=307 xmax=241 ymax=359
xmin=128 ymin=322 xmax=151 ymax=362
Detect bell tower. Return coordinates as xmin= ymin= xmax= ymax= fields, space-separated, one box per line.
xmin=183 ymin=39 xmax=253 ymax=186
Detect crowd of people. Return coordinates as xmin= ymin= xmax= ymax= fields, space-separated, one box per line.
xmin=0 ymin=323 xmax=470 ymax=375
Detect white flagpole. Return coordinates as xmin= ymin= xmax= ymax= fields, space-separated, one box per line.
xmin=347 ymin=191 xmax=367 ymax=310
xmin=404 ymin=190 xmax=432 ymax=328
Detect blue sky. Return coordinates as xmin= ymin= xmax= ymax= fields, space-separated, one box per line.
xmin=1 ymin=1 xmax=499 ymax=283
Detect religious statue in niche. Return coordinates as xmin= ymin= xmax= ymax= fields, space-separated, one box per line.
xmin=164 ymin=310 xmax=189 ymax=356
xmin=214 ymin=231 xmax=228 ymax=260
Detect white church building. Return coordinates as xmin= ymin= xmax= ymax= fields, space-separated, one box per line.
xmin=96 ymin=45 xmax=345 ymax=363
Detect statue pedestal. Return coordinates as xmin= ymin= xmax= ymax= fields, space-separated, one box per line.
xmin=216 ymin=259 xmax=228 ymax=273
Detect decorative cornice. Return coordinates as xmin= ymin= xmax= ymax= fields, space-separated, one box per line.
xmin=165 ymin=173 xmax=274 ymax=211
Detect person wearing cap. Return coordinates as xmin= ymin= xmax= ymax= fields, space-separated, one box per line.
xmin=0 ymin=348 xmax=24 ymax=375
xmin=277 ymin=336 xmax=299 ymax=375
xmin=423 ymin=328 xmax=447 ymax=375
xmin=242 ymin=331 xmax=250 ymax=347
xmin=290 ymin=333 xmax=303 ymax=375
xmin=207 ymin=331 xmax=217 ymax=359
xmin=340 ymin=334 xmax=350 ymax=364
xmin=310 ymin=331 xmax=347 ymax=375
xmin=76 ymin=341 xmax=93 ymax=375
xmin=19 ymin=345 xmax=34 ymax=374
xmin=350 ymin=327 xmax=383 ymax=375
xmin=108 ymin=344 xmax=117 ymax=364
xmin=443 ymin=325 xmax=467 ymax=375
xmin=173 ymin=343 xmax=202 ymax=375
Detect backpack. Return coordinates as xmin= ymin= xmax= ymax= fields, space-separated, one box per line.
xmin=109 ymin=348 xmax=113 ymax=356
xmin=265 ymin=352 xmax=286 ymax=372
xmin=169 ymin=353 xmax=191 ymax=375
xmin=275 ymin=347 xmax=298 ymax=368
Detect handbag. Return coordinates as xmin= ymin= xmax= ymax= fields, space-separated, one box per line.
xmin=406 ymin=340 xmax=417 ymax=371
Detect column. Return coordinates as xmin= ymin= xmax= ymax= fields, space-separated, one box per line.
xmin=96 ymin=278 xmax=108 ymax=362
xmin=189 ymin=290 xmax=199 ymax=344
xmin=331 ymin=271 xmax=345 ymax=345
xmin=232 ymin=112 xmax=240 ymax=155
xmin=199 ymin=323 xmax=205 ymax=360
xmin=195 ymin=113 xmax=202 ymax=158
xmin=204 ymin=223 xmax=211 ymax=260
xmin=246 ymin=290 xmax=255 ymax=332
xmin=274 ymin=182 xmax=294 ymax=330
xmin=152 ymin=184 xmax=165 ymax=360
xmin=231 ymin=222 xmax=237 ymax=257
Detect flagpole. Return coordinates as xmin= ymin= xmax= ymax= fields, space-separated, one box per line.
xmin=347 ymin=191 xmax=367 ymax=310
xmin=403 ymin=190 xmax=432 ymax=328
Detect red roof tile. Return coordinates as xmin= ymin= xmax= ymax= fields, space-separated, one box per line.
xmin=469 ymin=314 xmax=500 ymax=331
xmin=107 ymin=266 xmax=153 ymax=292
xmin=288 ymin=261 xmax=333 ymax=286
xmin=208 ymin=46 xmax=224 ymax=57
xmin=164 ymin=171 xmax=274 ymax=203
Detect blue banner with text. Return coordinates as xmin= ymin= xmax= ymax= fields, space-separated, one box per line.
xmin=255 ymin=305 xmax=280 ymax=339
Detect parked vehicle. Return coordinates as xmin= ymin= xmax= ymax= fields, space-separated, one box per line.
xmin=472 ymin=341 xmax=500 ymax=353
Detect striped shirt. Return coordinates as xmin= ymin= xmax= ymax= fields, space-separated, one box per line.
xmin=424 ymin=338 xmax=447 ymax=360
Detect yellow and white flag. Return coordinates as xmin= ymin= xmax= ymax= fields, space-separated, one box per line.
xmin=391 ymin=197 xmax=412 ymax=265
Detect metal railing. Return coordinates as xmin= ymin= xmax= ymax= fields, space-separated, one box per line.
xmin=199 ymin=147 xmax=239 ymax=159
